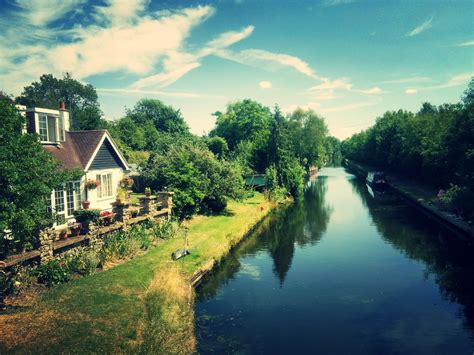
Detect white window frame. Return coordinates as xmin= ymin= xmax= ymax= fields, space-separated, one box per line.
xmin=48 ymin=181 xmax=81 ymax=226
xmin=37 ymin=113 xmax=64 ymax=143
xmin=96 ymin=173 xmax=113 ymax=199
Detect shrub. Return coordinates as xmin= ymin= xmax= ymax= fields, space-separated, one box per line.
xmin=67 ymin=249 xmax=99 ymax=276
xmin=35 ymin=259 xmax=71 ymax=286
xmin=6 ymin=264 xmax=37 ymax=295
xmin=440 ymin=184 xmax=474 ymax=219
xmin=73 ymin=209 xmax=101 ymax=223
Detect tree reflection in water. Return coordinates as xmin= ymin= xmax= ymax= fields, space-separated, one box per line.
xmin=197 ymin=177 xmax=333 ymax=299
xmin=349 ymin=176 xmax=474 ymax=336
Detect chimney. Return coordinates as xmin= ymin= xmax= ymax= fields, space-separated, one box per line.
xmin=59 ymin=101 xmax=70 ymax=132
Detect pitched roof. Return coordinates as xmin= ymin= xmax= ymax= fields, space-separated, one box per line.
xmin=43 ymin=130 xmax=106 ymax=170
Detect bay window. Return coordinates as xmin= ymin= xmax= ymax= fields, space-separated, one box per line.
xmin=48 ymin=181 xmax=81 ymax=225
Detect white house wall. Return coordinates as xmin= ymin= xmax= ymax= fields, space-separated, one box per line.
xmin=85 ymin=168 xmax=125 ymax=211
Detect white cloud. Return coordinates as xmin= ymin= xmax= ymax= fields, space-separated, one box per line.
xmin=356 ymin=86 xmax=383 ymax=94
xmin=97 ymin=88 xmax=225 ymax=99
xmin=407 ymin=17 xmax=433 ymax=37
xmin=309 ymin=78 xmax=353 ymax=91
xmin=381 ymin=76 xmax=431 ymax=84
xmin=319 ymin=102 xmax=377 ymax=113
xmin=216 ymin=48 xmax=320 ymax=79
xmin=94 ymin=0 xmax=147 ymax=26
xmin=204 ymin=26 xmax=254 ymax=50
xmin=14 ymin=0 xmax=86 ymax=26
xmin=308 ymin=78 xmax=383 ymax=100
xmin=402 ymin=73 xmax=472 ymax=94
xmin=456 ymin=40 xmax=474 ymax=47
xmin=259 ymin=81 xmax=272 ymax=89
xmin=283 ymin=102 xmax=321 ymax=113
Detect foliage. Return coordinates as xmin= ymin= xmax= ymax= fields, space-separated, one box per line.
xmin=0 ymin=98 xmax=83 ymax=257
xmin=342 ymin=78 xmax=474 ymax=220
xmin=35 ymin=259 xmax=71 ymax=286
xmin=66 ymin=249 xmax=100 ymax=276
xmin=206 ymin=136 xmax=229 ymax=158
xmin=126 ymin=98 xmax=189 ymax=135
xmin=143 ymin=142 xmax=245 ymax=218
xmin=16 ymin=73 xmax=105 ymax=130
xmin=73 ymin=209 xmax=101 ymax=223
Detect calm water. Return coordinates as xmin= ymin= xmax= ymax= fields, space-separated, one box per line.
xmin=195 ymin=167 xmax=474 ymax=354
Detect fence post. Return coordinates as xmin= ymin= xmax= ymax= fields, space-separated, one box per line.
xmin=39 ymin=228 xmax=54 ymax=263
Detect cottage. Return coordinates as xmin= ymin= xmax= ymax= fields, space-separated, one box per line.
xmin=17 ymin=103 xmax=130 ymax=227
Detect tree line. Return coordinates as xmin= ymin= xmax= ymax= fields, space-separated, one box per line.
xmin=342 ymin=79 xmax=474 ymax=220
xmin=1 ymin=73 xmax=340 ymax=256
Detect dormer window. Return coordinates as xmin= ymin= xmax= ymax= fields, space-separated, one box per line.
xmin=38 ymin=113 xmax=64 ymax=143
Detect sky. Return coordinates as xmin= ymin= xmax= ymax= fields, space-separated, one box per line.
xmin=0 ymin=0 xmax=472 ymax=139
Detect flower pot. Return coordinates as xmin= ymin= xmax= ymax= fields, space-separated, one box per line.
xmin=82 ymin=200 xmax=90 ymax=209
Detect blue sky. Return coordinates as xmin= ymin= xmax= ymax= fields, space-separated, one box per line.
xmin=0 ymin=0 xmax=472 ymax=138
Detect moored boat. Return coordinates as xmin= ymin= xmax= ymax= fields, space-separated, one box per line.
xmin=366 ymin=171 xmax=388 ymax=190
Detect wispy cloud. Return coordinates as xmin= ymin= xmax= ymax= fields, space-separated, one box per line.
xmin=259 ymin=81 xmax=272 ymax=89
xmin=406 ymin=16 xmax=433 ymax=37
xmin=404 ymin=72 xmax=472 ymax=93
xmin=319 ymin=102 xmax=377 ymax=113
xmin=321 ymin=0 xmax=356 ymax=6
xmin=380 ymin=76 xmax=431 ymax=84
xmin=308 ymin=78 xmax=383 ymax=100
xmin=13 ymin=0 xmax=86 ymax=26
xmin=456 ymin=40 xmax=474 ymax=47
xmin=97 ymin=88 xmax=225 ymax=99
xmin=215 ymin=48 xmax=320 ymax=79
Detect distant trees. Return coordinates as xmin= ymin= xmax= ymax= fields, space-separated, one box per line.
xmin=0 ymin=98 xmax=81 ymax=257
xmin=342 ymin=78 xmax=474 ymax=220
xmin=16 ymin=73 xmax=106 ymax=130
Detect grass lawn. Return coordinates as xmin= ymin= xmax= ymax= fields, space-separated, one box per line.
xmin=0 ymin=193 xmax=274 ymax=354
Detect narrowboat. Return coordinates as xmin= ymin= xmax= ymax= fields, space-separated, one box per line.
xmin=366 ymin=171 xmax=388 ymax=190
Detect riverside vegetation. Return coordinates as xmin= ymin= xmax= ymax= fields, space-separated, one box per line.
xmin=0 ymin=194 xmax=275 ymax=353
xmin=342 ymin=79 xmax=474 ymax=221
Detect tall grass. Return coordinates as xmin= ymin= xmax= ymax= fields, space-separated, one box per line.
xmin=138 ymin=265 xmax=195 ymax=354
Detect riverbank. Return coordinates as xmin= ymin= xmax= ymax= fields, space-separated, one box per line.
xmin=344 ymin=159 xmax=474 ymax=239
xmin=0 ymin=193 xmax=278 ymax=354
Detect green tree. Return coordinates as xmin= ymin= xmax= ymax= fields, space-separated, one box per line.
xmin=143 ymin=142 xmax=244 ymax=218
xmin=126 ymin=98 xmax=189 ymax=135
xmin=0 ymin=98 xmax=82 ymax=257
xmin=16 ymin=73 xmax=105 ymax=130
xmin=206 ymin=136 xmax=229 ymax=158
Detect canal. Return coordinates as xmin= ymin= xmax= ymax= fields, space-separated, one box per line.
xmin=195 ymin=167 xmax=474 ymax=354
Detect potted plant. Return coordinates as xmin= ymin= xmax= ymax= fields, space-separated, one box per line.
xmin=120 ymin=176 xmax=134 ymax=189
xmin=116 ymin=188 xmax=126 ymax=204
xmin=85 ymin=179 xmax=100 ymax=189
xmin=68 ymin=221 xmax=82 ymax=236
xmin=145 ymin=187 xmax=152 ymax=197
xmin=82 ymin=200 xmax=90 ymax=209
xmin=73 ymin=209 xmax=100 ymax=233
xmin=59 ymin=229 xmax=68 ymax=240
xmin=99 ymin=210 xmax=115 ymax=226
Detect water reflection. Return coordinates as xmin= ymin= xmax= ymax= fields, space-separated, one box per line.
xmin=197 ymin=177 xmax=333 ymax=298
xmin=196 ymin=168 xmax=474 ymax=353
xmin=349 ymin=175 xmax=474 ymax=336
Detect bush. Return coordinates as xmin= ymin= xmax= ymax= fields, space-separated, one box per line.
xmin=440 ymin=184 xmax=474 ymax=219
xmin=73 ymin=209 xmax=101 ymax=223
xmin=6 ymin=264 xmax=37 ymax=295
xmin=66 ymin=249 xmax=99 ymax=276
xmin=35 ymin=259 xmax=71 ymax=286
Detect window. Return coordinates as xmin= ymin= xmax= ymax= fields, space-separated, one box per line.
xmin=96 ymin=173 xmax=113 ymax=198
xmin=38 ymin=114 xmax=64 ymax=142
xmin=39 ymin=114 xmax=48 ymax=141
xmin=48 ymin=181 xmax=81 ymax=226
xmin=66 ymin=182 xmax=81 ymax=215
